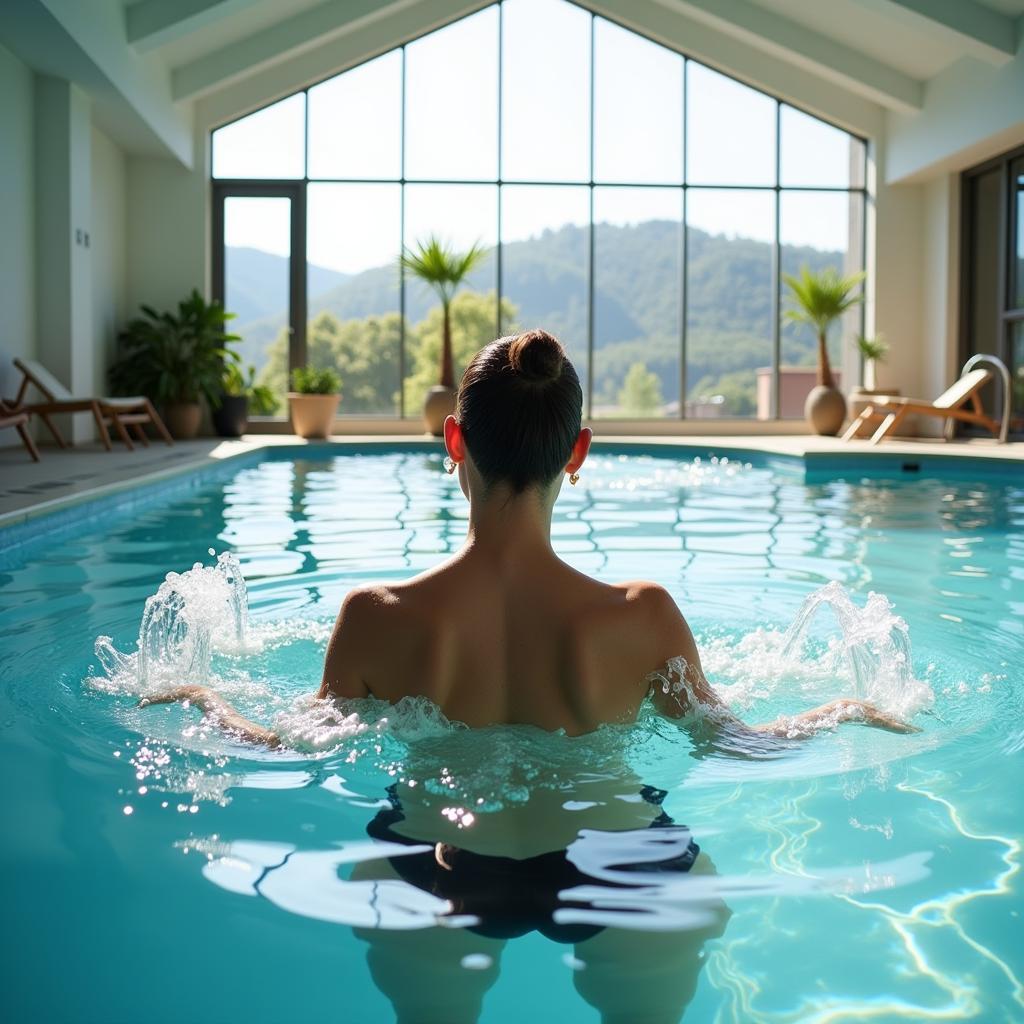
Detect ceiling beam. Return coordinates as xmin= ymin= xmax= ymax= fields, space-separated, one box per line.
xmin=650 ymin=0 xmax=922 ymax=112
xmin=125 ymin=0 xmax=263 ymax=54
xmin=172 ymin=0 xmax=420 ymax=101
xmin=866 ymin=0 xmax=1018 ymax=66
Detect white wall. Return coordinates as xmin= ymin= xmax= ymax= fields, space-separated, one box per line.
xmin=91 ymin=125 xmax=127 ymax=398
xmin=0 ymin=44 xmax=35 ymax=403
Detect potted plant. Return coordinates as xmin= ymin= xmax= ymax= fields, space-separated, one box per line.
xmin=400 ymin=235 xmax=488 ymax=436
xmin=856 ymin=335 xmax=889 ymax=392
xmin=783 ymin=266 xmax=865 ymax=436
xmin=109 ymin=289 xmax=239 ymax=439
xmin=289 ymin=366 xmax=341 ymax=439
xmin=213 ymin=363 xmax=278 ymax=438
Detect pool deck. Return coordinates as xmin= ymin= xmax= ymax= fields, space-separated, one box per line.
xmin=0 ymin=432 xmax=1020 ymax=532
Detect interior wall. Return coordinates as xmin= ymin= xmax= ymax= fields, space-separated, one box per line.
xmin=0 ymin=43 xmax=35 ymax=404
xmin=91 ymin=124 xmax=127 ymax=399
xmin=125 ymin=126 xmax=208 ymax=316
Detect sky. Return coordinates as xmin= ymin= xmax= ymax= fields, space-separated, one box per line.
xmin=216 ymin=0 xmax=863 ymax=275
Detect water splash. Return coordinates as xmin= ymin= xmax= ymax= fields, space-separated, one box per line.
xmin=700 ymin=582 xmax=933 ymax=722
xmin=93 ymin=552 xmax=249 ymax=695
xmin=781 ymin=581 xmax=930 ymax=713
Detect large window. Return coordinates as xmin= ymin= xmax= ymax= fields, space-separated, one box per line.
xmin=211 ymin=0 xmax=867 ymax=421
xmin=961 ymin=145 xmax=1024 ymax=435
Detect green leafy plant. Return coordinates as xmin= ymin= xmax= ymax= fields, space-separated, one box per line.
xmin=856 ymin=335 xmax=889 ymax=362
xmin=109 ymin=289 xmax=239 ymax=408
xmin=290 ymin=365 xmax=342 ymax=395
xmin=783 ymin=266 xmax=866 ymax=389
xmin=223 ymin=362 xmax=278 ymax=416
xmin=400 ymin=235 xmax=489 ymax=389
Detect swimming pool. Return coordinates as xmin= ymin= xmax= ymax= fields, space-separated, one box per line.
xmin=0 ymin=446 xmax=1021 ymax=1022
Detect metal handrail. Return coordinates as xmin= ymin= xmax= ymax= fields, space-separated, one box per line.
xmin=944 ymin=353 xmax=1012 ymax=443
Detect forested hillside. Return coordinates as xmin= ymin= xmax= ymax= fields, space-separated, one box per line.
xmin=228 ymin=220 xmax=843 ymax=415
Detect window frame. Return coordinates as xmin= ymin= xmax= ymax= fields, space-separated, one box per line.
xmin=209 ymin=0 xmax=869 ymax=423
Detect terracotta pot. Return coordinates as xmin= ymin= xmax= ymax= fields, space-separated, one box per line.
xmin=163 ymin=402 xmax=203 ymax=439
xmin=212 ymin=395 xmax=248 ymax=438
xmin=289 ymin=392 xmax=340 ymax=439
xmin=423 ymin=385 xmax=456 ymax=437
xmin=805 ymin=385 xmax=847 ymax=436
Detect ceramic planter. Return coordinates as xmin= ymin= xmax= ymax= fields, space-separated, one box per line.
xmin=163 ymin=402 xmax=203 ymax=439
xmin=423 ymin=385 xmax=456 ymax=437
xmin=289 ymin=393 xmax=340 ymax=439
xmin=213 ymin=395 xmax=249 ymax=438
xmin=805 ymin=385 xmax=847 ymax=436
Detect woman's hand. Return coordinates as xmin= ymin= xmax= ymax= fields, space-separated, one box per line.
xmin=138 ymin=685 xmax=281 ymax=749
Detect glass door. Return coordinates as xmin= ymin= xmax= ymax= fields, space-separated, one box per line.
xmin=960 ymin=144 xmax=1024 ymax=437
xmin=212 ymin=183 xmax=306 ymax=419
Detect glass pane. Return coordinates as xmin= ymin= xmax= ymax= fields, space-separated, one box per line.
xmin=304 ymin=184 xmax=402 ymax=415
xmin=1014 ymin=160 xmax=1024 ymax=309
xmin=402 ymin=184 xmax=498 ymax=416
xmin=780 ymin=191 xmax=864 ymax=418
xmin=500 ymin=186 xmax=590 ymax=396
xmin=502 ymin=0 xmax=590 ymax=182
xmin=212 ymin=94 xmax=305 ymax=179
xmin=593 ymin=187 xmax=682 ymax=417
xmin=593 ymin=18 xmax=683 ymax=184
xmin=223 ymin=196 xmax=292 ymax=416
xmin=404 ymin=9 xmax=499 ymax=180
xmin=307 ymin=52 xmax=401 ymax=180
xmin=686 ymin=190 xmax=774 ymax=418
xmin=780 ymin=105 xmax=864 ymax=188
xmin=686 ymin=63 xmax=775 ymax=186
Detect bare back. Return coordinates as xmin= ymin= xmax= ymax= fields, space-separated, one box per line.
xmin=319 ymin=547 xmax=697 ymax=735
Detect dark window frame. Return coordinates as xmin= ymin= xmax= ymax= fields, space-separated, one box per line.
xmin=959 ymin=142 xmax=1024 ymax=434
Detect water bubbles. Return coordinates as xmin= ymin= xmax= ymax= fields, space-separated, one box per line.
xmin=122 ymin=805 xmax=133 ymax=816
xmin=460 ymin=954 xmax=492 ymax=971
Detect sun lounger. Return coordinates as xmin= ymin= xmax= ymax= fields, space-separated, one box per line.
xmin=841 ymin=368 xmax=999 ymax=445
xmin=11 ymin=357 xmax=173 ymax=451
xmin=0 ymin=398 xmax=40 ymax=462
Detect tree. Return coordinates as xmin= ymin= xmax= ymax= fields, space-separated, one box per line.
xmin=400 ymin=236 xmax=490 ymax=390
xmin=618 ymin=361 xmax=663 ymax=417
xmin=257 ymin=310 xmax=404 ymax=414
xmin=402 ymin=290 xmax=517 ymax=414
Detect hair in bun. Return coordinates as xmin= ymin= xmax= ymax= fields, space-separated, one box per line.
xmin=508 ymin=329 xmax=565 ymax=384
xmin=456 ymin=328 xmax=582 ymax=493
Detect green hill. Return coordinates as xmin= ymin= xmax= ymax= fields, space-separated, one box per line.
xmin=229 ymin=219 xmax=842 ymax=413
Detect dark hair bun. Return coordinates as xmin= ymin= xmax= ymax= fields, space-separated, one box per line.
xmin=508 ymin=329 xmax=565 ymax=384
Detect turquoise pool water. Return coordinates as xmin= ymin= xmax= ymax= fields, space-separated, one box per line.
xmin=0 ymin=447 xmax=1021 ymax=1023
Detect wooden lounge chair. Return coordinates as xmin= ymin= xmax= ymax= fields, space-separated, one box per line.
xmin=841 ymin=368 xmax=999 ymax=445
xmin=0 ymin=398 xmax=40 ymax=462
xmin=11 ymin=357 xmax=173 ymax=451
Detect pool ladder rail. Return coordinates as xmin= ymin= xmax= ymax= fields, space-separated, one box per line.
xmin=944 ymin=353 xmax=1012 ymax=443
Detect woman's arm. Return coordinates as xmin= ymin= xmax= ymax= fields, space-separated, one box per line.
xmin=138 ymin=685 xmax=281 ymax=748
xmin=644 ymin=586 xmax=916 ymax=738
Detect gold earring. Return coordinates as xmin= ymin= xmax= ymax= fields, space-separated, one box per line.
xmin=569 ymin=472 xmax=580 ymax=486
xmin=443 ymin=456 xmax=457 ymax=475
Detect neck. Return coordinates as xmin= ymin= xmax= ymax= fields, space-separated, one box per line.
xmin=464 ymin=484 xmax=556 ymax=565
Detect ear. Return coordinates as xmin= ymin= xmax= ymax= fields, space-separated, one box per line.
xmin=565 ymin=427 xmax=592 ymax=476
xmin=443 ymin=415 xmax=466 ymax=464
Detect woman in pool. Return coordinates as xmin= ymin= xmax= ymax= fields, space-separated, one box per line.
xmin=150 ymin=328 xmax=910 ymax=745
xmin=145 ymin=330 xmax=912 ymax=1023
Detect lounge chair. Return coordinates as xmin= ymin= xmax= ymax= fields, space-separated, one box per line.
xmin=0 ymin=398 xmax=40 ymax=462
xmin=841 ymin=368 xmax=999 ymax=445
xmin=11 ymin=357 xmax=173 ymax=451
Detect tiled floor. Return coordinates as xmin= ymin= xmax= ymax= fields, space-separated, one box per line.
xmin=0 ymin=432 xmax=1020 ymax=529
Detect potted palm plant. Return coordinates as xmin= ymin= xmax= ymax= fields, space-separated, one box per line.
xmin=213 ymin=363 xmax=278 ymax=437
xmin=400 ymin=235 xmax=488 ymax=435
xmin=289 ymin=366 xmax=341 ymax=439
xmin=109 ymin=289 xmax=239 ymax=439
xmin=856 ymin=335 xmax=889 ymax=392
xmin=783 ymin=266 xmax=866 ymax=436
